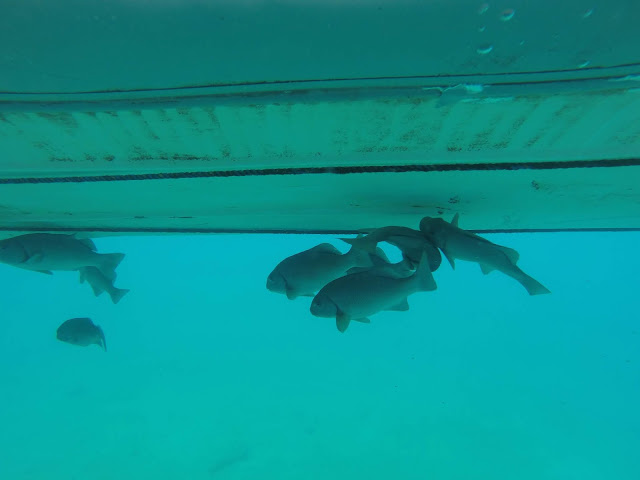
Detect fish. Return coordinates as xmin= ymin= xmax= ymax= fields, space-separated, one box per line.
xmin=56 ymin=317 xmax=107 ymax=351
xmin=0 ymin=233 xmax=124 ymax=277
xmin=419 ymin=213 xmax=550 ymax=295
xmin=267 ymin=242 xmax=373 ymax=300
xmin=340 ymin=226 xmax=442 ymax=271
xmin=347 ymin=247 xmax=414 ymax=277
xmin=310 ymin=252 xmax=437 ymax=332
xmin=79 ymin=266 xmax=130 ymax=304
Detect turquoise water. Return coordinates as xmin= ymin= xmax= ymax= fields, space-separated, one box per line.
xmin=1 ymin=232 xmax=638 ymax=479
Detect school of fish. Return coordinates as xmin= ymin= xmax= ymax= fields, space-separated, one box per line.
xmin=268 ymin=214 xmax=550 ymax=332
xmin=0 ymin=233 xmax=128 ymax=351
xmin=0 ymin=215 xmax=550 ymax=347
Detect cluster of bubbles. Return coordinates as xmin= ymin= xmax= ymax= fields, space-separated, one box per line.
xmin=476 ymin=3 xmax=515 ymax=56
xmin=474 ymin=3 xmax=596 ymax=69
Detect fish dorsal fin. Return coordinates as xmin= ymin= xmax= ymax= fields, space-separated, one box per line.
xmin=497 ymin=245 xmax=520 ymax=264
xmin=451 ymin=213 xmax=460 ymax=227
xmin=77 ymin=238 xmax=97 ymax=251
xmin=310 ymin=243 xmax=341 ymax=255
xmin=339 ymin=236 xmax=377 ymax=254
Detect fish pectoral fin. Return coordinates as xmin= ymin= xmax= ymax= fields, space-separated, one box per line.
xmin=479 ymin=263 xmax=494 ymax=275
xmin=299 ymin=292 xmax=316 ymax=298
xmin=285 ymin=289 xmax=299 ymax=300
xmin=388 ymin=298 xmax=410 ymax=311
xmin=36 ymin=269 xmax=53 ymax=275
xmin=24 ymin=252 xmax=44 ymax=265
xmin=336 ymin=312 xmax=351 ymax=333
xmin=96 ymin=326 xmax=107 ymax=352
xmin=442 ymin=248 xmax=456 ymax=269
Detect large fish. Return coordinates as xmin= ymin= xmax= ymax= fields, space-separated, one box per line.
xmin=79 ymin=266 xmax=130 ymax=304
xmin=0 ymin=233 xmax=124 ymax=277
xmin=310 ymin=252 xmax=437 ymax=332
xmin=347 ymin=247 xmax=414 ymax=277
xmin=340 ymin=226 xmax=441 ymax=271
xmin=56 ymin=317 xmax=107 ymax=351
xmin=419 ymin=214 xmax=550 ymax=295
xmin=267 ymin=242 xmax=373 ymax=300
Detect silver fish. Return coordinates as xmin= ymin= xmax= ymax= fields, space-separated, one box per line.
xmin=56 ymin=317 xmax=106 ymax=351
xmin=310 ymin=252 xmax=437 ymax=332
xmin=79 ymin=266 xmax=129 ymax=304
xmin=0 ymin=233 xmax=124 ymax=277
xmin=419 ymin=214 xmax=550 ymax=295
xmin=340 ymin=226 xmax=441 ymax=271
xmin=267 ymin=242 xmax=373 ymax=300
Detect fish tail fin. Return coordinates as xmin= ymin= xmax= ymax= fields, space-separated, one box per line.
xmin=519 ymin=273 xmax=551 ymax=296
xmin=339 ymin=236 xmax=377 ymax=254
xmin=415 ymin=252 xmax=437 ymax=292
xmin=96 ymin=326 xmax=107 ymax=352
xmin=109 ymin=287 xmax=130 ymax=304
xmin=97 ymin=253 xmax=125 ymax=277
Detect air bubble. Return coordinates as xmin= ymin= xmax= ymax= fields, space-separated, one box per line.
xmin=500 ymin=8 xmax=515 ymax=21
xmin=477 ymin=44 xmax=493 ymax=55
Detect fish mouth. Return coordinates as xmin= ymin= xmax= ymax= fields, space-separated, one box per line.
xmin=310 ymin=296 xmax=338 ymax=318
xmin=266 ymin=274 xmax=287 ymax=294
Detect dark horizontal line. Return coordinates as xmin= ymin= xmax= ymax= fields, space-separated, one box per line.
xmin=0 ymin=226 xmax=638 ymax=235
xmin=1 ymin=158 xmax=639 ymax=184
xmin=2 ymin=62 xmax=639 ymax=96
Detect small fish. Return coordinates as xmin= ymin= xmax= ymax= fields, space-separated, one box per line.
xmin=79 ymin=266 xmax=130 ymax=304
xmin=340 ymin=226 xmax=442 ymax=271
xmin=267 ymin=242 xmax=373 ymax=300
xmin=56 ymin=317 xmax=107 ymax=351
xmin=0 ymin=233 xmax=124 ymax=277
xmin=310 ymin=252 xmax=437 ymax=332
xmin=419 ymin=214 xmax=550 ymax=295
